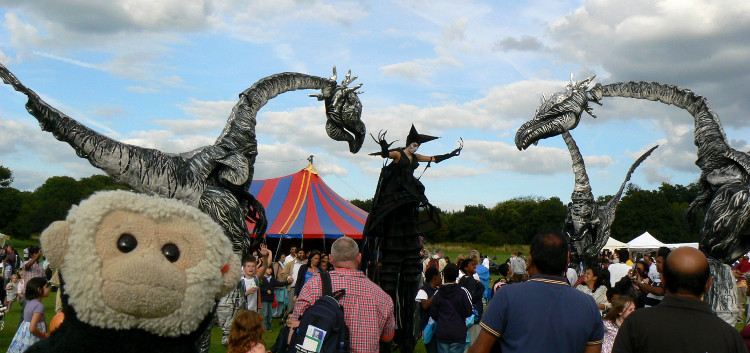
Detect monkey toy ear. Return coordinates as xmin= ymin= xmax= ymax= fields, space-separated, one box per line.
xmin=41 ymin=221 xmax=72 ymax=269
xmin=218 ymin=253 xmax=242 ymax=298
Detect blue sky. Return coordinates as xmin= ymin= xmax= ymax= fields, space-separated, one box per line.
xmin=1 ymin=0 xmax=749 ymax=211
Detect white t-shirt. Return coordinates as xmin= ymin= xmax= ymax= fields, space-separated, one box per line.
xmin=608 ymin=263 xmax=632 ymax=287
xmin=648 ymin=262 xmax=659 ymax=282
xmin=242 ymin=276 xmax=259 ymax=311
xmin=290 ymin=260 xmax=305 ymax=287
xmin=284 ymin=255 xmax=295 ymax=266
xmin=415 ymin=288 xmax=428 ymax=302
xmin=566 ymin=268 xmax=578 ymax=286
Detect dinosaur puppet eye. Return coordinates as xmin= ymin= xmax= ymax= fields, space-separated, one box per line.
xmin=162 ymin=243 xmax=180 ymax=263
xmin=117 ymin=233 xmax=138 ymax=253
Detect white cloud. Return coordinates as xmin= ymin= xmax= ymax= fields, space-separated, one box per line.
xmin=379 ymin=15 xmax=475 ymax=83
xmin=91 ymin=105 xmax=126 ymax=119
xmin=545 ymin=0 xmax=750 ymax=127
xmin=494 ymin=35 xmax=547 ymax=52
xmin=0 ymin=117 xmax=103 ymax=190
xmin=466 ymin=139 xmax=614 ymax=175
xmin=0 ymin=49 xmax=10 ymax=65
xmin=381 ymin=61 xmax=433 ymax=82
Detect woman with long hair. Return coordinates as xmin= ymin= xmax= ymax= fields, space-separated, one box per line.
xmin=575 ymin=266 xmax=610 ymax=312
xmin=228 ymin=310 xmax=266 ymax=353
xmin=294 ymin=249 xmax=322 ymax=298
xmin=602 ymin=295 xmax=635 ymax=353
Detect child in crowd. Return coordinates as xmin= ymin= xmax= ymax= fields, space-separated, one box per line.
xmin=458 ymin=258 xmax=485 ymax=319
xmin=272 ymin=258 xmax=288 ymax=319
xmin=228 ymin=310 xmax=266 ymax=353
xmin=5 ymin=273 xmax=19 ymax=312
xmin=259 ymin=266 xmax=289 ymax=331
xmin=602 ymin=295 xmax=635 ymax=353
xmin=7 ymin=277 xmax=50 ymax=353
xmin=417 ymin=267 xmax=441 ymax=353
xmin=3 ymin=258 xmax=12 ymax=284
xmin=492 ymin=263 xmax=511 ymax=296
xmin=242 ymin=244 xmax=271 ymax=312
xmin=429 ymin=263 xmax=473 ymax=353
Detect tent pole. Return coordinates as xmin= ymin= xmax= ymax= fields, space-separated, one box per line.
xmin=274 ymin=233 xmax=285 ymax=262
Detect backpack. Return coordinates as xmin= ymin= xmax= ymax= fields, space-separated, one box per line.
xmin=288 ymin=272 xmax=350 ymax=353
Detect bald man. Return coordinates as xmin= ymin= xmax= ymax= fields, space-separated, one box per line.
xmin=612 ymin=247 xmax=746 ymax=353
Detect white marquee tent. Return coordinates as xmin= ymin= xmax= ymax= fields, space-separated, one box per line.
xmin=627 ymin=231 xmax=666 ymax=250
xmin=665 ymin=242 xmax=699 ymax=249
xmin=603 ymin=236 xmax=629 ymax=251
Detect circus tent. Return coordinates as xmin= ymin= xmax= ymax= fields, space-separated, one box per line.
xmin=246 ymin=161 xmax=367 ymax=243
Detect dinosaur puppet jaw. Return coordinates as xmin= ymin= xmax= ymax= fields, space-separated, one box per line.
xmin=326 ymin=118 xmax=365 ymax=154
xmin=515 ymin=111 xmax=580 ymax=150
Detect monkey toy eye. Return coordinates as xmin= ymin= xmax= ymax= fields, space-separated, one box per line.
xmin=162 ymin=243 xmax=180 ymax=263
xmin=117 ymin=233 xmax=138 ymax=253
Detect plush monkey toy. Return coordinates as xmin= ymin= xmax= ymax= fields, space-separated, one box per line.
xmin=26 ymin=190 xmax=241 ymax=353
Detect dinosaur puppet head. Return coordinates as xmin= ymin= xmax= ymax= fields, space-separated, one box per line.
xmin=319 ymin=68 xmax=366 ymax=154
xmin=515 ymin=74 xmax=597 ymax=150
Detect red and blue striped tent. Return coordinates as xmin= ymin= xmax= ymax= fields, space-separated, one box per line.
xmin=246 ymin=163 xmax=367 ymax=240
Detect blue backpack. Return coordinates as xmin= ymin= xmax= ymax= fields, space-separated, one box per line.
xmin=288 ymin=272 xmax=350 ymax=353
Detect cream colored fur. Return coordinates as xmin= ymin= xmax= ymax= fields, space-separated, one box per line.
xmin=41 ymin=190 xmax=240 ymax=337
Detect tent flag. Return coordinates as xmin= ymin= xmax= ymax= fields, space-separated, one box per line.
xmin=247 ymin=163 xmax=367 ymax=240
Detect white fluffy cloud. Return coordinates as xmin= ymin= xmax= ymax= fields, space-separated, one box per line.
xmin=466 ymin=139 xmax=614 ymax=175
xmin=545 ymin=0 xmax=750 ymax=126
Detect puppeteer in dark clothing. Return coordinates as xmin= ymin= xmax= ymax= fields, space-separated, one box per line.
xmin=361 ymin=125 xmax=461 ymax=353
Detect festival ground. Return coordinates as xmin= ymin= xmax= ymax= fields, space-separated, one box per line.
xmin=10 ymin=243 xmax=723 ymax=352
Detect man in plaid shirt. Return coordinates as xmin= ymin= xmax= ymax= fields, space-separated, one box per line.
xmin=291 ymin=236 xmax=395 ymax=353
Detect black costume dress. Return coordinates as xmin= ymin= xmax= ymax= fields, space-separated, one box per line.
xmin=361 ymin=149 xmax=440 ymax=353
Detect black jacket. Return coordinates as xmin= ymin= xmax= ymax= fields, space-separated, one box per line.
xmin=294 ymin=264 xmax=324 ymax=297
xmin=429 ymin=283 xmax=473 ymax=344
xmin=260 ymin=275 xmax=288 ymax=303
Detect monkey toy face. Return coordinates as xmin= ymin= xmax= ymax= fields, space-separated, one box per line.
xmin=41 ymin=190 xmax=240 ymax=337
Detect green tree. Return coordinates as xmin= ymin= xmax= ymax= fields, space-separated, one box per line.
xmin=349 ymin=198 xmax=373 ymax=213
xmin=611 ymin=186 xmax=696 ymax=243
xmin=0 ymin=187 xmax=22 ymax=231
xmin=0 ymin=165 xmax=13 ymax=188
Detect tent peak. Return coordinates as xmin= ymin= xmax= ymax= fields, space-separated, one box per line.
xmin=303 ymin=155 xmax=319 ymax=175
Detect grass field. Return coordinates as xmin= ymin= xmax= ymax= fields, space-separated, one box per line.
xmin=0 ymin=242 xmax=523 ymax=352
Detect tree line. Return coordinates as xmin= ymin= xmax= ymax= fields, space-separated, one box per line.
xmin=1 ymin=165 xmax=700 ymax=244
xmin=351 ymin=182 xmax=701 ymax=246
xmin=0 ymin=166 xmax=129 ymax=238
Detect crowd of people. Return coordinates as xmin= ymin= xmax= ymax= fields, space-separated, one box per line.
xmin=0 ymin=244 xmax=59 ymax=352
xmin=1 ymin=235 xmax=749 ymax=353
xmin=227 ymin=234 xmax=750 ymax=353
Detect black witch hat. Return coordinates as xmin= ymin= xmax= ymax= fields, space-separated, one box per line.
xmin=406 ymin=124 xmax=439 ymax=145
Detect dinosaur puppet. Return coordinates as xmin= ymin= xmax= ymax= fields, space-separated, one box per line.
xmin=0 ymin=63 xmax=366 ymax=349
xmin=561 ymin=129 xmax=657 ymax=270
xmin=516 ymin=74 xmax=747 ymax=323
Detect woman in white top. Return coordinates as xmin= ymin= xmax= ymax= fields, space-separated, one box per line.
xmin=576 ymin=267 xmax=610 ymax=312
